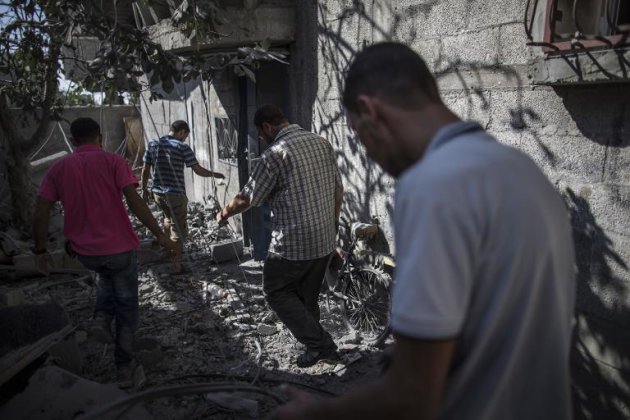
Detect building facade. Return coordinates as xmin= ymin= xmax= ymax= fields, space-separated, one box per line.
xmin=143 ymin=1 xmax=630 ymax=417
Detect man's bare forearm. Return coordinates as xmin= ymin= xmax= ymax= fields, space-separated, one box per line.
xmin=33 ymin=197 xmax=53 ymax=252
xmin=334 ymin=185 xmax=344 ymax=220
xmin=192 ymin=164 xmax=224 ymax=178
xmin=123 ymin=185 xmax=164 ymax=238
xmin=141 ymin=165 xmax=151 ymax=190
xmin=221 ymin=194 xmax=251 ymax=218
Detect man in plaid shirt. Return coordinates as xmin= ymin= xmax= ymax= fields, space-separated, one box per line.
xmin=218 ymin=105 xmax=344 ymax=367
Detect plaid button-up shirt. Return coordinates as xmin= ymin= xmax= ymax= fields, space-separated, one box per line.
xmin=241 ymin=124 xmax=342 ymax=261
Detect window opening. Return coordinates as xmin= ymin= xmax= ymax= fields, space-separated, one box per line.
xmin=215 ymin=117 xmax=238 ymax=165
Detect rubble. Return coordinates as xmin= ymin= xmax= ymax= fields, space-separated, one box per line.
xmin=0 ymin=200 xmax=387 ymax=418
xmin=0 ymin=366 xmax=152 ymax=420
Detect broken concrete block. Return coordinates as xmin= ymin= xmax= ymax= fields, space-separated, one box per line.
xmin=209 ymin=238 xmax=243 ymax=263
xmin=205 ymin=392 xmax=258 ymax=418
xmin=257 ymin=324 xmax=278 ymax=336
xmin=75 ymin=330 xmax=87 ymax=344
xmin=0 ymin=366 xmax=152 ymax=420
xmin=0 ymin=288 xmax=25 ymax=307
xmin=339 ymin=331 xmax=362 ymax=345
xmin=135 ymin=337 xmax=163 ymax=368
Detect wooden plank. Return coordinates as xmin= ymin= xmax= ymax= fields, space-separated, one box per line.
xmin=0 ymin=324 xmax=75 ymax=387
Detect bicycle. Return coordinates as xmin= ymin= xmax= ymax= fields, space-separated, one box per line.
xmin=325 ymin=222 xmax=393 ymax=347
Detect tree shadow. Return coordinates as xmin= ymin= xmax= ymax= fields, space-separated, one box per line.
xmin=563 ymin=187 xmax=630 ymax=420
xmin=314 ymin=0 xmax=555 ymax=243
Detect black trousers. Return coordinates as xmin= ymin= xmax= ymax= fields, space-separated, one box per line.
xmin=263 ymin=253 xmax=336 ymax=352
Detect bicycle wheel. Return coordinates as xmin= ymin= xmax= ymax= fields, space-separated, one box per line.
xmin=341 ymin=267 xmax=392 ymax=345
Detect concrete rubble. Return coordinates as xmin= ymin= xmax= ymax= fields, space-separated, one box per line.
xmin=0 ymin=200 xmax=388 ymax=419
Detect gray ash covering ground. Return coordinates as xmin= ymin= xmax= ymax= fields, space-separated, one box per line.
xmin=31 ymin=201 xmax=389 ymax=418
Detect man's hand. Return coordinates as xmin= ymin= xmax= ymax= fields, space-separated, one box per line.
xmin=216 ymin=208 xmax=229 ymax=226
xmin=274 ymin=386 xmax=321 ymax=420
xmin=157 ymin=234 xmax=177 ymax=254
xmin=35 ymin=251 xmax=54 ymax=276
xmin=213 ymin=172 xmax=226 ymax=179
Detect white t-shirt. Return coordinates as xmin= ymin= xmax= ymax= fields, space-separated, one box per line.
xmin=392 ymin=121 xmax=575 ymax=420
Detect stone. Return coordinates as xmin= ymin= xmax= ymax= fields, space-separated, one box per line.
xmin=139 ymin=282 xmax=154 ymax=294
xmin=0 ymin=288 xmax=25 ymax=307
xmin=74 ymin=330 xmax=87 ymax=344
xmin=339 ymin=331 xmax=362 ymax=345
xmin=209 ymin=238 xmax=244 ymax=263
xmin=0 ymin=366 xmax=152 ymax=419
xmin=257 ymin=323 xmax=278 ymax=336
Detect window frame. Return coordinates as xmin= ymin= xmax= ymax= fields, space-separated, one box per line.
xmin=541 ymin=0 xmax=630 ymax=54
xmin=214 ymin=116 xmax=239 ymax=166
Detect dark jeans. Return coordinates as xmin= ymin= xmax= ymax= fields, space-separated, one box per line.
xmin=263 ymin=253 xmax=336 ymax=352
xmin=78 ymin=250 xmax=138 ymax=367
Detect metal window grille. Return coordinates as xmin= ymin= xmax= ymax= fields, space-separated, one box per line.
xmin=215 ymin=117 xmax=238 ymax=164
xmin=525 ymin=0 xmax=630 ymax=51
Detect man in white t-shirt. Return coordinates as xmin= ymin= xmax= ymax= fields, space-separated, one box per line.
xmin=276 ymin=42 xmax=576 ymax=419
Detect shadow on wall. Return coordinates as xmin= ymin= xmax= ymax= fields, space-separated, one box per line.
xmin=315 ymin=1 xmax=630 ymax=417
xmin=564 ymin=188 xmax=630 ymax=420
xmin=314 ymin=0 xmax=550 ymax=240
xmin=554 ymin=85 xmax=630 ymax=148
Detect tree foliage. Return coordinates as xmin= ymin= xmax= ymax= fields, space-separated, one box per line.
xmin=0 ymin=0 xmax=286 ymax=229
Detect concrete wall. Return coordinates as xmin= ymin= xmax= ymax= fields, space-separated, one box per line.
xmin=146 ymin=2 xmax=628 ymax=416
xmin=310 ymin=1 xmax=630 ymax=418
xmin=10 ymin=105 xmax=138 ymax=158
xmin=139 ymin=72 xmax=244 ymax=234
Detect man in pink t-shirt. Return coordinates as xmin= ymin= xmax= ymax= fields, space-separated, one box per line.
xmin=33 ymin=117 xmax=175 ymax=387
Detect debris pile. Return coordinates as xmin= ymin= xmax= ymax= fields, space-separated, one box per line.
xmin=0 ymin=201 xmax=387 ymax=419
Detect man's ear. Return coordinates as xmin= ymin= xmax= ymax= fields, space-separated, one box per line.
xmin=354 ymin=95 xmax=382 ymax=129
xmin=262 ymin=122 xmax=273 ymax=137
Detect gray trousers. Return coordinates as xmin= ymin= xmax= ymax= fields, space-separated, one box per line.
xmin=263 ymin=253 xmax=336 ymax=352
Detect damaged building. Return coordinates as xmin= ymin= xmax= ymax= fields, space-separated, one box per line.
xmin=1 ymin=0 xmax=629 ymax=419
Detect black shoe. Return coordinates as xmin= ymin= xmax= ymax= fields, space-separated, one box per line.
xmin=296 ymin=347 xmax=340 ymax=368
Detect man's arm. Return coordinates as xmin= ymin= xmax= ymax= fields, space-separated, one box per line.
xmin=191 ymin=164 xmax=225 ymax=179
xmin=32 ymin=197 xmax=55 ymax=274
xmin=216 ymin=193 xmax=251 ymax=225
xmin=122 ymin=185 xmax=175 ymax=251
xmin=277 ymin=333 xmax=456 ymax=420
xmin=334 ymin=183 xmax=344 ymax=222
xmin=33 ymin=197 xmax=54 ymax=252
xmin=140 ymin=164 xmax=152 ymax=201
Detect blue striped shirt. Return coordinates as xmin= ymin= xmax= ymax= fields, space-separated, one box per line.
xmin=143 ymin=135 xmax=198 ymax=195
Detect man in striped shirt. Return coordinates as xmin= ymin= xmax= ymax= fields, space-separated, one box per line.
xmin=141 ymin=120 xmax=224 ymax=274
xmin=218 ymin=105 xmax=344 ymax=367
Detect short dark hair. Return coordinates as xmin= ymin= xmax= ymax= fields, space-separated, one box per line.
xmin=70 ymin=118 xmax=100 ymax=144
xmin=254 ymin=105 xmax=287 ymax=127
xmin=343 ymin=42 xmax=440 ymax=113
xmin=171 ymin=120 xmax=190 ymax=133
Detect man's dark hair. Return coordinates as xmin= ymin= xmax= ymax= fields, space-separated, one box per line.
xmin=343 ymin=42 xmax=440 ymax=113
xmin=171 ymin=120 xmax=190 ymax=133
xmin=70 ymin=118 xmax=101 ymax=144
xmin=254 ymin=105 xmax=287 ymax=127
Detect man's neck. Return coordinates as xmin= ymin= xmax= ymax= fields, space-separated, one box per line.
xmin=271 ymin=122 xmax=291 ymax=140
xmin=392 ymin=104 xmax=461 ymax=172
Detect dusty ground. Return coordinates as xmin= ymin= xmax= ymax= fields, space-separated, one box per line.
xmin=31 ymin=242 xmax=388 ymax=418
xmin=1 ymin=200 xmax=391 ymax=418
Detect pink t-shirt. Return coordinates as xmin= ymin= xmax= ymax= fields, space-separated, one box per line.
xmin=38 ymin=145 xmax=141 ymax=256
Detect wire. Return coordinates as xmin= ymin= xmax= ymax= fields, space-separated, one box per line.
xmin=156 ymin=373 xmax=338 ymax=397
xmin=77 ymin=383 xmax=284 ymax=420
